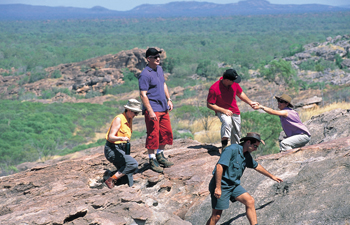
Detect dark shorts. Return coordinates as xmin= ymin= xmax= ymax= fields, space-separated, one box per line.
xmin=209 ymin=177 xmax=247 ymax=210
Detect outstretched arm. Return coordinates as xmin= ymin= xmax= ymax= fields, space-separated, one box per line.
xmin=254 ymin=164 xmax=283 ymax=183
xmin=237 ymin=91 xmax=259 ymax=109
xmin=256 ymin=105 xmax=288 ymax=117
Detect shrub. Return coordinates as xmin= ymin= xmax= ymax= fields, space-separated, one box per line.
xmin=41 ymin=89 xmax=55 ymax=99
xmin=196 ymin=59 xmax=223 ymax=80
xmin=104 ymin=69 xmax=138 ymax=95
xmin=315 ymin=58 xmax=336 ymax=72
xmin=173 ymin=130 xmax=194 ymax=139
xmin=85 ymin=90 xmax=102 ymax=99
xmin=18 ymin=92 xmax=37 ymax=100
xmin=299 ymin=59 xmax=317 ymax=71
xmin=288 ymin=43 xmax=305 ymax=56
xmin=241 ymin=111 xmax=282 ymax=156
xmin=259 ymin=59 xmax=298 ymax=91
xmin=51 ymin=70 xmax=62 ymax=78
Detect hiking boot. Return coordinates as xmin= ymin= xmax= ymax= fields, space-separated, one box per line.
xmin=105 ymin=177 xmax=116 ymax=189
xmin=149 ymin=158 xmax=163 ymax=173
xmin=156 ymin=152 xmax=174 ymax=168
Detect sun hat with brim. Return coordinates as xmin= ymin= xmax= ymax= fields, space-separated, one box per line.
xmin=240 ymin=132 xmax=265 ymax=145
xmin=223 ymin=69 xmax=241 ymax=83
xmin=275 ymin=93 xmax=293 ymax=108
xmin=124 ymin=99 xmax=142 ymax=113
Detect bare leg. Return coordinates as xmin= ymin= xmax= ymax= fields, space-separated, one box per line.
xmin=147 ymin=149 xmax=156 ymax=154
xmin=112 ymin=171 xmax=124 ymax=179
xmin=235 ymin=193 xmax=257 ymax=225
xmin=206 ymin=209 xmax=222 ymax=225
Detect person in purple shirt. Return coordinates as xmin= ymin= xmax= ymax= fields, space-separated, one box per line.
xmin=138 ymin=48 xmax=174 ymax=173
xmin=254 ymin=93 xmax=311 ymax=152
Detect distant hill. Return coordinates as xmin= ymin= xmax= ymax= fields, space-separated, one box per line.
xmin=0 ymin=0 xmax=349 ymax=20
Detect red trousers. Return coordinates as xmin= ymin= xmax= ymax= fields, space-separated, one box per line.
xmin=144 ymin=110 xmax=173 ymax=150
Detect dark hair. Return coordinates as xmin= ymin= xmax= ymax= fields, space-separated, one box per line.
xmin=240 ymin=138 xmax=258 ymax=145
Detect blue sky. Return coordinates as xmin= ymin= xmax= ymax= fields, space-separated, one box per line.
xmin=0 ymin=0 xmax=347 ymax=11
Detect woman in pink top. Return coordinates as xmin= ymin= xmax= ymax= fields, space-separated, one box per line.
xmin=254 ymin=94 xmax=311 ymax=152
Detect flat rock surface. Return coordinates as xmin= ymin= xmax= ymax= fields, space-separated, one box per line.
xmin=1 ymin=108 xmax=350 ymax=224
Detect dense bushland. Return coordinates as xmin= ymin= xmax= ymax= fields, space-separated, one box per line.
xmin=0 ymin=99 xmax=129 ymax=175
xmin=1 ymin=12 xmax=350 ymax=82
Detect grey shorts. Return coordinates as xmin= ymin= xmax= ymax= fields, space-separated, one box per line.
xmin=216 ymin=112 xmax=241 ymax=144
xmin=209 ymin=177 xmax=247 ymax=210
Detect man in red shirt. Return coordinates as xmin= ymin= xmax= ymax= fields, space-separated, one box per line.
xmin=207 ymin=69 xmax=258 ymax=150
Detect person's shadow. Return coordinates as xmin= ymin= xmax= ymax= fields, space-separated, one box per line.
xmin=221 ymin=201 xmax=274 ymax=224
xmin=188 ymin=144 xmax=221 ymax=156
xmin=103 ymin=144 xmax=221 ymax=187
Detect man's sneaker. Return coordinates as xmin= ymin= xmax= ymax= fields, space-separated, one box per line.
xmin=156 ymin=152 xmax=174 ymax=168
xmin=149 ymin=158 xmax=163 ymax=173
xmin=105 ymin=177 xmax=116 ymax=189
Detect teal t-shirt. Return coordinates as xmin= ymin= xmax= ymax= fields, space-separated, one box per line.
xmin=212 ymin=144 xmax=258 ymax=187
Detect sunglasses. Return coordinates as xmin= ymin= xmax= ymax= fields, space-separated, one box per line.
xmin=149 ymin=55 xmax=160 ymax=59
xmin=134 ymin=112 xmax=139 ymax=116
xmin=253 ymin=145 xmax=259 ymax=149
xmin=277 ymin=99 xmax=288 ymax=104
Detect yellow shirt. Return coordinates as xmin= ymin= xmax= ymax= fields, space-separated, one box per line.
xmin=106 ymin=113 xmax=132 ymax=144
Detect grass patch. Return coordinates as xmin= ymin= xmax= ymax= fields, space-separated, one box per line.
xmin=300 ymin=101 xmax=350 ymax=122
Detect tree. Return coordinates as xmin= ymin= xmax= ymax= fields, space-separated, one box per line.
xmin=259 ymin=59 xmax=298 ymax=91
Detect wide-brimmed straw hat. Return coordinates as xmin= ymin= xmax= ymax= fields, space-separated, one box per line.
xmin=275 ymin=93 xmax=293 ymax=108
xmin=124 ymin=99 xmax=142 ymax=112
xmin=240 ymin=132 xmax=265 ymax=145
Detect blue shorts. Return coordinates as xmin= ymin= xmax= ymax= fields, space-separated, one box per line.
xmin=209 ymin=177 xmax=247 ymax=210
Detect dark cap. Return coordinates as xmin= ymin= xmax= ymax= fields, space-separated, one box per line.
xmin=146 ymin=48 xmax=162 ymax=58
xmin=223 ymin=69 xmax=241 ymax=83
xmin=240 ymin=132 xmax=265 ymax=145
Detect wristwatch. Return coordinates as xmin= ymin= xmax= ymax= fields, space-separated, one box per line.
xmin=167 ymin=98 xmax=172 ymax=102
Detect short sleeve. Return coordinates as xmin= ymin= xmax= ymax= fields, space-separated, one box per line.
xmin=207 ymin=88 xmax=217 ymax=104
xmin=138 ymin=74 xmax=149 ymax=91
xmin=217 ymin=147 xmax=233 ymax=167
xmin=234 ymin=83 xmax=243 ymax=94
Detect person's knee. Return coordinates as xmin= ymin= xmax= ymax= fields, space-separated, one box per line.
xmin=126 ymin=158 xmax=138 ymax=172
xmin=130 ymin=160 xmax=138 ymax=171
xmin=212 ymin=210 xmax=222 ymax=221
xmin=280 ymin=140 xmax=291 ymax=151
xmin=213 ymin=213 xmax=221 ymax=221
xmin=245 ymin=196 xmax=255 ymax=208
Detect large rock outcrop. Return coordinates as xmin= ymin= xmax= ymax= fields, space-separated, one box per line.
xmin=1 ymin=108 xmax=350 ymax=224
xmin=0 ymin=47 xmax=167 ymax=99
xmin=306 ymin=108 xmax=350 ymax=145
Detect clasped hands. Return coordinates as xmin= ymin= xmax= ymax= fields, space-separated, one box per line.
xmin=251 ymin=102 xmax=261 ymax=110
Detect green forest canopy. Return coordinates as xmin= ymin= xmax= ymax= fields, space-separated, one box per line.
xmin=1 ymin=12 xmax=350 ymax=75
